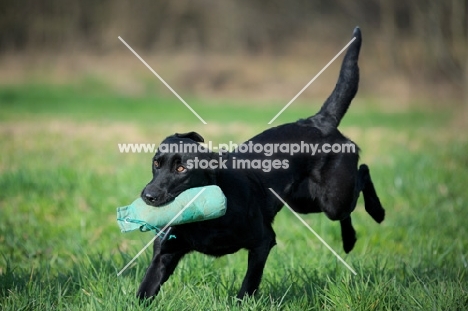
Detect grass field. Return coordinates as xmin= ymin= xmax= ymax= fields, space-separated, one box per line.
xmin=0 ymin=83 xmax=467 ymax=310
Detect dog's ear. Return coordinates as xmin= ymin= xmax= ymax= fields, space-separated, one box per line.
xmin=174 ymin=131 xmax=204 ymax=143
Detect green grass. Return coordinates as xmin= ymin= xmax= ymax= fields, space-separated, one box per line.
xmin=0 ymin=83 xmax=467 ymax=310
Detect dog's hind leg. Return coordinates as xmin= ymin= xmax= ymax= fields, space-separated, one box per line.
xmin=338 ymin=164 xmax=384 ymax=253
xmin=358 ymin=164 xmax=385 ymax=223
xmin=340 ymin=216 xmax=357 ymax=253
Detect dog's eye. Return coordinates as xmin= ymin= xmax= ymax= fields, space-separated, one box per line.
xmin=153 ymin=160 xmax=159 ymax=168
xmin=176 ymin=165 xmax=186 ymax=173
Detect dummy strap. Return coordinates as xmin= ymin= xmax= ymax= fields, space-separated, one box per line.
xmin=117 ymin=217 xmax=176 ymax=240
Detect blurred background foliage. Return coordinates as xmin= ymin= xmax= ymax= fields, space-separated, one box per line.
xmin=0 ymin=0 xmax=466 ymax=105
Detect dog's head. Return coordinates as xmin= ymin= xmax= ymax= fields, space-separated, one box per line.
xmin=141 ymin=131 xmax=217 ymax=206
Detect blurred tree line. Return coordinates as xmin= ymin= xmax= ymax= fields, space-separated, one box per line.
xmin=0 ymin=0 xmax=467 ymax=93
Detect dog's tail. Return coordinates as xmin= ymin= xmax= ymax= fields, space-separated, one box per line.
xmin=311 ymin=27 xmax=361 ymax=129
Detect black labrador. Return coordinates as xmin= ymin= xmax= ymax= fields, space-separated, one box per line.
xmin=137 ymin=27 xmax=385 ymax=301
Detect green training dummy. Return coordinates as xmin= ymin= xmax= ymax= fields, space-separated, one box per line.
xmin=117 ymin=185 xmax=227 ymax=233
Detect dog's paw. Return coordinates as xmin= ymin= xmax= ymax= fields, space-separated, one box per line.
xmin=365 ymin=198 xmax=385 ymax=223
xmin=342 ymin=234 xmax=357 ymax=254
xmin=341 ymin=223 xmax=357 ymax=253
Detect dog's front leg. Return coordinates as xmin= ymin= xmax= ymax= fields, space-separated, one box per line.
xmin=237 ymin=233 xmax=276 ymax=299
xmin=137 ymin=234 xmax=189 ymax=301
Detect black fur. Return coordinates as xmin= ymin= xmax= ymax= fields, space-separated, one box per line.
xmin=137 ymin=27 xmax=385 ymax=301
